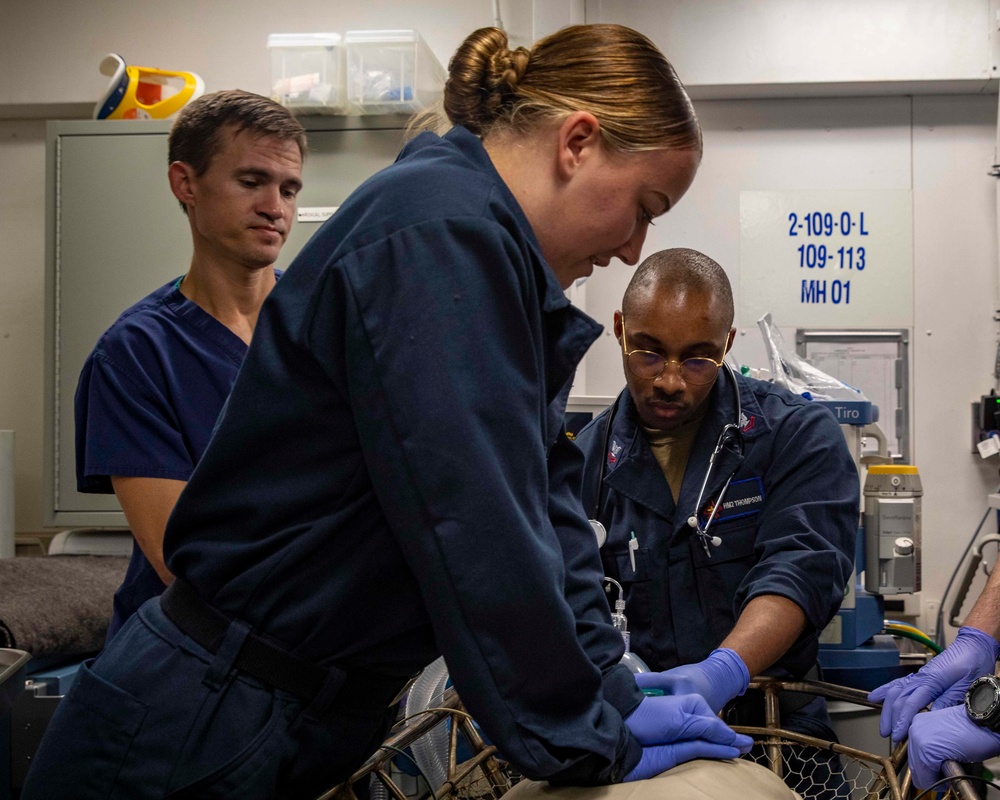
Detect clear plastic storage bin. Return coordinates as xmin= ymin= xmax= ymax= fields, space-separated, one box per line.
xmin=345 ymin=30 xmax=446 ymax=114
xmin=268 ymin=33 xmax=345 ymax=114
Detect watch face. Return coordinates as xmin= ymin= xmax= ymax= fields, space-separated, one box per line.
xmin=966 ymin=675 xmax=1000 ymax=726
xmin=970 ymin=681 xmax=996 ymax=715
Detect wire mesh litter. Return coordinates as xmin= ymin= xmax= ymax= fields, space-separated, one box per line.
xmin=733 ymin=677 xmax=980 ymax=800
xmin=317 ymin=678 xmax=983 ymax=800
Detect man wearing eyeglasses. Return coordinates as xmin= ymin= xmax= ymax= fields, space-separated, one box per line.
xmin=574 ymin=248 xmax=857 ymax=796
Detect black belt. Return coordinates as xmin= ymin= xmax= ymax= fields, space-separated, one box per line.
xmin=161 ymin=579 xmax=412 ymax=709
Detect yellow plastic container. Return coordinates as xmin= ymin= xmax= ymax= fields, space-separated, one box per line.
xmin=94 ymin=54 xmax=205 ymax=120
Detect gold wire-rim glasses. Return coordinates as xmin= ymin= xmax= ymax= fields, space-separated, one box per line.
xmin=620 ymin=317 xmax=725 ymax=386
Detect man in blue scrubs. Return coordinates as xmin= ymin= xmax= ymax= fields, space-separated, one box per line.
xmin=74 ymin=90 xmax=306 ymax=640
xmin=575 ymin=248 xmax=858 ymax=790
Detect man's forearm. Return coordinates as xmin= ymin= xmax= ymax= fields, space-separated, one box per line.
xmin=112 ymin=475 xmax=185 ymax=585
xmin=963 ymin=563 xmax=1000 ymax=640
xmin=721 ymin=595 xmax=807 ymax=677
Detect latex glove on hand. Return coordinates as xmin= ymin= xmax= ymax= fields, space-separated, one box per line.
xmin=868 ymin=627 xmax=1000 ymax=744
xmin=634 ymin=648 xmax=751 ymax=714
xmin=908 ymin=704 xmax=1000 ymax=789
xmin=623 ymin=693 xmax=753 ymax=782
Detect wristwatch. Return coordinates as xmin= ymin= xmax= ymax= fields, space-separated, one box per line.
xmin=965 ymin=674 xmax=1000 ymax=731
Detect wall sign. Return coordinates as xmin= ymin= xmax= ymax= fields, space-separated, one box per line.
xmin=298 ymin=206 xmax=339 ymax=223
xmin=739 ymin=191 xmax=912 ymax=328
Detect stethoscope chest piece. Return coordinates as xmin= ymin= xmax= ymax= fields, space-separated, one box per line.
xmin=590 ymin=519 xmax=607 ymax=548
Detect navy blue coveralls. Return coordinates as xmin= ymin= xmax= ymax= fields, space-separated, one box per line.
xmin=24 ymin=126 xmax=644 ymax=799
xmin=575 ymin=369 xmax=857 ymax=736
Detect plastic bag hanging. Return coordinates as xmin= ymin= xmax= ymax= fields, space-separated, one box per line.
xmin=757 ymin=312 xmax=868 ymax=402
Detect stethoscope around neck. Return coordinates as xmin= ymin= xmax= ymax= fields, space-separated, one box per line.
xmin=588 ymin=361 xmax=745 ymax=558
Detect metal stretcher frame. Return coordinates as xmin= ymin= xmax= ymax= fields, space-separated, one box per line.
xmin=736 ymin=677 xmax=979 ymax=800
xmin=317 ymin=677 xmax=980 ymax=800
xmin=317 ymin=686 xmax=513 ymax=800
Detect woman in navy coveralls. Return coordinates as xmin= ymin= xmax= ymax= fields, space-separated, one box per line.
xmin=24 ymin=25 xmax=753 ymax=799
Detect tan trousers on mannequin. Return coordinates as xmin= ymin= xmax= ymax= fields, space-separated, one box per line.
xmin=504 ymin=759 xmax=801 ymax=800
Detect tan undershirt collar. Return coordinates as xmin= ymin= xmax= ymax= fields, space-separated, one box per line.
xmin=641 ymin=409 xmax=708 ymax=504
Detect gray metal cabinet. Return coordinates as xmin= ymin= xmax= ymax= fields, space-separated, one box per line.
xmin=45 ymin=117 xmax=406 ymax=526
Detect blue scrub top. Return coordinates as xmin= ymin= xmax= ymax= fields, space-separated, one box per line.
xmin=162 ymin=127 xmax=644 ymax=784
xmin=75 ymin=277 xmax=252 ymax=639
xmin=575 ymin=369 xmax=858 ymax=679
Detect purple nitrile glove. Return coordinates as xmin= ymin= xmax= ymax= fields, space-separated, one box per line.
xmin=908 ymin=704 xmax=1000 ymax=789
xmin=634 ymin=648 xmax=751 ymax=715
xmin=623 ymin=693 xmax=753 ymax=782
xmin=868 ymin=626 xmax=1000 ymax=744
